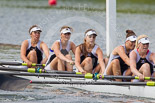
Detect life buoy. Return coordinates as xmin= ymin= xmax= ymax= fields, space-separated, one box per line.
xmin=48 ymin=0 xmax=57 ymax=6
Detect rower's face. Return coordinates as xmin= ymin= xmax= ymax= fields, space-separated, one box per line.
xmin=127 ymin=40 xmax=136 ymax=50
xmin=86 ymin=34 xmax=96 ymax=44
xmin=126 ymin=40 xmax=136 ymax=50
xmin=139 ymin=43 xmax=149 ymax=52
xmin=61 ymin=33 xmax=71 ymax=40
xmin=31 ymin=31 xmax=40 ymax=40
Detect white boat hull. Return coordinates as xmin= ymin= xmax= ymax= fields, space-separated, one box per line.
xmin=0 ymin=65 xmax=155 ymax=99
xmin=71 ymin=84 xmax=155 ymax=99
xmin=16 ymin=75 xmax=155 ymax=99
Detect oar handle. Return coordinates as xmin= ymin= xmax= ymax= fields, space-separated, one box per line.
xmin=0 ymin=61 xmax=45 ymax=66
xmin=22 ymin=63 xmax=45 ymax=66
xmin=147 ymin=81 xmax=155 ymax=86
xmin=0 ymin=67 xmax=46 ymax=73
xmin=83 ymin=74 xmax=155 ymax=80
xmin=0 ymin=66 xmax=82 ymax=74
xmin=134 ymin=76 xmax=155 ymax=80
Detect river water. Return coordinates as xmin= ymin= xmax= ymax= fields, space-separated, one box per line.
xmin=0 ymin=0 xmax=155 ymax=102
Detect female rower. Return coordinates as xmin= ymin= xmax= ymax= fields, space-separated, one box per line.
xmin=45 ymin=26 xmax=76 ymax=71
xmin=20 ymin=25 xmax=49 ymax=67
xmin=104 ymin=30 xmax=137 ymax=81
xmin=130 ymin=35 xmax=155 ymax=81
xmin=75 ymin=29 xmax=105 ymax=74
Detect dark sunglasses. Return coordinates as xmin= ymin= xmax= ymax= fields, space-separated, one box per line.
xmin=34 ymin=31 xmax=41 ymax=34
xmin=142 ymin=43 xmax=149 ymax=45
xmin=88 ymin=34 xmax=96 ymax=39
xmin=64 ymin=33 xmax=71 ymax=35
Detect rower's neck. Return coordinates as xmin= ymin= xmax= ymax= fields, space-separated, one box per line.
xmin=125 ymin=43 xmax=131 ymax=53
xmin=126 ymin=48 xmax=130 ymax=53
xmin=31 ymin=39 xmax=38 ymax=45
xmin=86 ymin=43 xmax=95 ymax=49
xmin=61 ymin=39 xmax=68 ymax=46
xmin=138 ymin=49 xmax=147 ymax=57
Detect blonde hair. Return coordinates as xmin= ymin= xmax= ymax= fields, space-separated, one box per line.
xmin=135 ymin=34 xmax=148 ymax=49
xmin=60 ymin=26 xmax=73 ymax=33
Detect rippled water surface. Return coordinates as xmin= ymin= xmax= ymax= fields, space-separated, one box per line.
xmin=0 ymin=0 xmax=155 ymax=102
xmin=0 ymin=83 xmax=155 ymax=103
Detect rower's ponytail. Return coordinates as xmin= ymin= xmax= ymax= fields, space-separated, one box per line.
xmin=126 ymin=30 xmax=136 ymax=38
xmin=79 ymin=38 xmax=88 ymax=57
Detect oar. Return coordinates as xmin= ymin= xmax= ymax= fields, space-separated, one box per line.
xmin=30 ymin=80 xmax=155 ymax=86
xmin=1 ymin=72 xmax=155 ymax=80
xmin=0 ymin=74 xmax=30 ymax=91
xmin=0 ymin=67 xmax=45 ymax=73
xmin=0 ymin=61 xmax=45 ymax=66
xmin=0 ymin=67 xmax=153 ymax=80
xmin=0 ymin=72 xmax=83 ymax=77
xmin=98 ymin=75 xmax=155 ymax=80
xmin=0 ymin=67 xmax=82 ymax=74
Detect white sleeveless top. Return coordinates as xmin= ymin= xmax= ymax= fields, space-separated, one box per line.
xmin=80 ymin=45 xmax=98 ymax=58
xmin=27 ymin=39 xmax=43 ymax=53
xmin=104 ymin=44 xmax=131 ymax=75
xmin=58 ymin=39 xmax=71 ymax=52
xmin=50 ymin=39 xmax=71 ymax=55
xmin=134 ymin=49 xmax=153 ymax=65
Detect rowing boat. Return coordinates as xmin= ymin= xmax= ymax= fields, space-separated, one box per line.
xmin=16 ymin=74 xmax=155 ymax=99
xmin=0 ymin=63 xmax=155 ymax=99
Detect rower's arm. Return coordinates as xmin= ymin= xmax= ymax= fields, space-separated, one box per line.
xmin=130 ymin=50 xmax=142 ymax=76
xmin=40 ymin=41 xmax=49 ymax=64
xmin=53 ymin=42 xmax=73 ymax=63
xmin=117 ymin=46 xmax=130 ymax=66
xmin=75 ymin=46 xmax=86 ymax=73
xmin=150 ymin=52 xmax=155 ymax=64
xmin=20 ymin=40 xmax=29 ymax=62
xmin=20 ymin=40 xmax=32 ymax=66
xmin=70 ymin=41 xmax=76 ymax=55
xmin=96 ymin=47 xmax=105 ymax=74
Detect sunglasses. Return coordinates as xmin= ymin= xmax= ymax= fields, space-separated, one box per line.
xmin=34 ymin=31 xmax=41 ymax=34
xmin=64 ymin=33 xmax=71 ymax=35
xmin=88 ymin=34 xmax=96 ymax=39
xmin=142 ymin=43 xmax=149 ymax=45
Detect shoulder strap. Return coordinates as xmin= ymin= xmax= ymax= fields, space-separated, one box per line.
xmin=91 ymin=45 xmax=98 ymax=57
xmin=37 ymin=40 xmax=43 ymax=53
xmin=66 ymin=41 xmax=71 ymax=52
xmin=27 ymin=39 xmax=31 ymax=50
xmin=146 ymin=50 xmax=153 ymax=64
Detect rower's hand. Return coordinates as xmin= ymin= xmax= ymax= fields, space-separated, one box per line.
xmin=138 ymin=74 xmax=144 ymax=81
xmin=99 ymin=69 xmax=105 ymax=75
xmin=68 ymin=60 xmax=75 ymax=65
xmin=27 ymin=61 xmax=32 ymax=68
xmin=80 ymin=69 xmax=87 ymax=74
